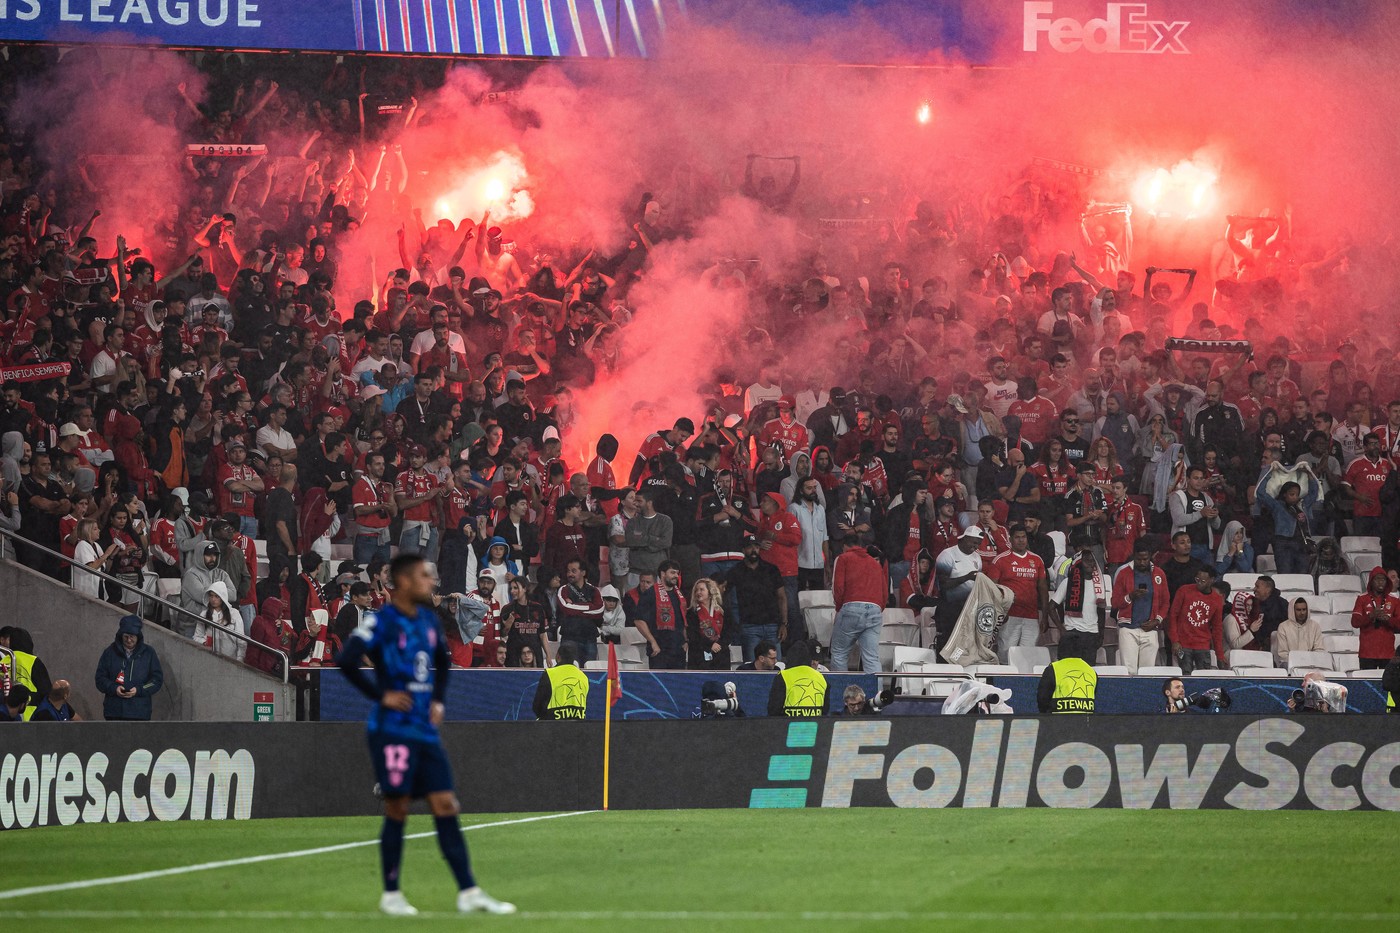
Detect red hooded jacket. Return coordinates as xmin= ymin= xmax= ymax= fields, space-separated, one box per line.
xmin=757 ymin=492 xmax=801 ymax=577
xmin=1350 ymin=568 xmax=1400 ymax=660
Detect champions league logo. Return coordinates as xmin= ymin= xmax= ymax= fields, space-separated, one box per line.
xmin=1023 ymin=2 xmax=1191 ymax=54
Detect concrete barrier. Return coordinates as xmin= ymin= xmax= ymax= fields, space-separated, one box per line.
xmin=0 ymin=559 xmax=297 ymax=722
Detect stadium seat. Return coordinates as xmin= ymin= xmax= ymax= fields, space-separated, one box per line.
xmin=1344 ymin=669 xmax=1385 ymax=680
xmin=618 ymin=659 xmax=647 ymax=671
xmin=1229 ymin=649 xmax=1273 ymax=670
xmin=1318 ymin=574 xmax=1362 ymax=595
xmin=881 ymin=608 xmax=920 ymax=646
xmin=1008 ymin=646 xmax=1051 ymax=673
xmin=1350 ymin=554 xmax=1382 ymax=575
xmin=730 ymin=646 xmax=743 ymax=665
xmin=329 ymin=543 xmax=354 ymax=561
xmin=253 ymin=537 xmax=268 ymax=557
xmin=1223 ymin=573 xmax=1257 ymax=594
xmin=1287 ymin=651 xmax=1334 ymax=675
xmin=1327 ymin=593 xmax=1362 ymax=614
xmin=895 ymin=661 xmax=968 ymax=696
xmin=1323 ymin=633 xmax=1359 ymax=655
xmin=1272 ymin=573 xmax=1316 ymax=594
xmin=798 ymin=589 xmax=834 ymax=610
xmin=1255 ymin=553 xmax=1276 ymax=573
xmin=804 ymin=606 xmax=836 ymax=647
xmin=582 ymin=660 xmax=609 ymax=671
xmin=1094 ymin=665 xmax=1130 ymax=676
xmin=1301 ymin=593 xmax=1332 ymax=615
xmin=1314 ymin=613 xmax=1352 ymax=634
xmin=1188 ymin=669 xmax=1236 ymax=677
xmin=615 ymin=643 xmax=646 ymax=663
xmin=1331 ymin=653 xmax=1360 ymax=673
xmin=1252 ymin=668 xmax=1289 ymax=677
xmin=970 ymin=664 xmax=1018 ymax=677
xmin=620 ymin=627 xmax=648 ymax=646
xmin=1138 ymin=665 xmax=1183 ymax=677
xmin=1340 ymin=535 xmax=1381 ymax=557
xmin=892 ymin=646 xmax=939 ymax=669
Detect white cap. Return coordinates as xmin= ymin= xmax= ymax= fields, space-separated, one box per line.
xmin=960 ymin=525 xmax=985 ymax=540
xmin=58 ymin=422 xmax=83 ymax=438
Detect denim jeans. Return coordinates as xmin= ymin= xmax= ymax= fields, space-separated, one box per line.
xmin=1176 ymin=647 xmax=1214 ymax=674
xmin=742 ymin=623 xmax=781 ymax=663
xmin=1273 ymin=536 xmax=1309 ymax=575
xmin=830 ymin=602 xmax=883 ymax=673
xmin=238 ymin=515 xmax=259 ymax=539
xmin=354 ymin=532 xmax=392 ymax=566
xmin=400 ymin=521 xmax=440 ymax=565
xmin=1189 ymin=543 xmax=1214 ymax=566
xmin=887 ymin=560 xmax=910 ymax=602
xmin=563 ymin=639 xmax=598 ymax=664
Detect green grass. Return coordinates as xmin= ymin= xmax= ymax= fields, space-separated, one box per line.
xmin=3 ymin=809 xmax=1399 ymax=931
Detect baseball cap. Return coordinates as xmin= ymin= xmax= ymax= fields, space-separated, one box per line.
xmin=203 ymin=542 xmax=220 ymax=554
xmin=777 ymin=395 xmax=795 ymax=410
xmin=360 ymin=384 xmax=387 ymax=401
xmin=226 ymin=438 xmax=245 ymax=450
xmin=960 ymin=525 xmax=986 ymax=540
xmin=58 ymin=422 xmax=82 ymax=438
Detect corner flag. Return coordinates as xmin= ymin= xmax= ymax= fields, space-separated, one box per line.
xmin=606 ymin=643 xmax=622 ymax=706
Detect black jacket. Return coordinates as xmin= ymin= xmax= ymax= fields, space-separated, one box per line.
xmin=94 ymin=615 xmax=163 ymax=721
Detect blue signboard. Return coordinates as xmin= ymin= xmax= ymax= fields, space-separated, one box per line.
xmin=0 ymin=0 xmax=679 ymax=56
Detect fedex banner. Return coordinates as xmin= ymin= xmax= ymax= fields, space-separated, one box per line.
xmin=0 ymin=0 xmax=681 ymax=56
xmin=6 ymin=716 xmax=1400 ymax=829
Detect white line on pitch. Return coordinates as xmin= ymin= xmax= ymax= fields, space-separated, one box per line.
xmin=2 ymin=909 xmax=1400 ymax=923
xmin=0 ymin=811 xmax=597 ymax=902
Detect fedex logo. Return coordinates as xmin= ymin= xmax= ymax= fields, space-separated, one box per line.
xmin=1023 ymin=2 xmax=1190 ymax=54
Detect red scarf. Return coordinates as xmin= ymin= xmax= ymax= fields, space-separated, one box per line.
xmin=654 ymin=585 xmax=685 ymax=631
xmin=697 ymin=605 xmax=723 ymax=642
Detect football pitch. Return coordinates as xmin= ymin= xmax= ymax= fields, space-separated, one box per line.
xmin=3 ymin=809 xmax=1398 ymax=931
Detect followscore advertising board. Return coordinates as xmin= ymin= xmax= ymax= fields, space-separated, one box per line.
xmin=5 ymin=715 xmax=1400 ymax=828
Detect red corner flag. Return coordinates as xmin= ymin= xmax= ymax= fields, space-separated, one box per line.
xmin=606 ymin=643 xmax=622 ymax=707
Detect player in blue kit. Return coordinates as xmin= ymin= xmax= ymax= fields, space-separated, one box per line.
xmin=336 ymin=553 xmax=516 ymax=916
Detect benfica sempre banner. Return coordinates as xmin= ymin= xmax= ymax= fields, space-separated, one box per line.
xmin=0 ymin=362 xmax=71 ymax=383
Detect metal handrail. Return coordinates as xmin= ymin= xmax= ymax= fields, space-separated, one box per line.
xmin=0 ymin=526 xmax=290 ymax=684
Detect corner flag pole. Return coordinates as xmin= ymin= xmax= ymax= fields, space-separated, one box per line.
xmin=603 ymin=673 xmax=613 ymax=811
xmin=603 ymin=642 xmax=620 ymax=810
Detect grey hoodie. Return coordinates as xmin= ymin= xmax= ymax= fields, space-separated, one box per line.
xmin=180 ymin=556 xmax=235 ymax=639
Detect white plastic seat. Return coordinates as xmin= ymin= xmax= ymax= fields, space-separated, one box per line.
xmin=1344 ymin=669 xmax=1385 ymax=680
xmin=1340 ymin=535 xmax=1382 ymax=556
xmin=803 ymin=606 xmax=836 ymax=647
xmin=1138 ymin=666 xmax=1183 ymax=677
xmin=1301 ymin=593 xmax=1332 ymax=615
xmin=881 ymin=608 xmax=920 ymax=647
xmin=1255 ymin=553 xmax=1276 ymax=573
xmin=1351 ymin=554 xmax=1382 ymax=576
xmin=1314 ymin=613 xmax=1353 ymax=634
xmin=582 ymin=660 xmax=609 ymax=671
xmin=614 ymin=643 xmax=646 ymax=663
xmin=798 ymin=589 xmax=834 ymax=610
xmin=730 ymin=645 xmax=743 ymax=665
xmin=1223 ymin=573 xmax=1257 ymax=594
xmin=1332 ymin=653 xmax=1360 ymax=673
xmin=1032 ymin=665 xmax=1047 ymax=675
xmin=1318 ymin=574 xmax=1362 ymax=595
xmin=621 ymin=627 xmax=648 ymax=646
xmin=1323 ymin=633 xmax=1360 ymax=655
xmin=1287 ymin=651 xmax=1334 ymax=676
xmin=895 ymin=661 xmax=969 ymax=696
xmin=970 ymin=664 xmax=1018 ymax=676
xmin=1009 ymin=646 xmax=1051 ymax=674
xmin=1329 ymin=593 xmax=1363 ymax=615
xmin=618 ymin=659 xmax=648 ymax=671
xmin=1251 ymin=668 xmax=1289 ymax=677
xmin=1229 ymin=649 xmax=1274 ymax=670
xmin=1094 ymin=665 xmax=1130 ymax=676
xmin=253 ymin=537 xmax=268 ymax=557
xmin=1272 ymin=573 xmax=1316 ymax=594
xmin=1188 ymin=669 xmax=1235 ymax=677
xmin=893 ymin=646 xmax=940 ymax=669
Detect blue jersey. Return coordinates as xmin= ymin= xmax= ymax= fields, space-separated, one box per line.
xmin=341 ymin=602 xmax=448 ymax=744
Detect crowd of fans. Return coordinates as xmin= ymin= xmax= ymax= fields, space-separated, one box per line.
xmin=0 ymin=48 xmax=1398 ymax=690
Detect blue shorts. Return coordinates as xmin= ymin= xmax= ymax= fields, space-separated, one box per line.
xmin=368 ymin=734 xmax=454 ymax=799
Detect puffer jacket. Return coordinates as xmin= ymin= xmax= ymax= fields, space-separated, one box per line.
xmin=94 ymin=614 xmax=164 ymax=720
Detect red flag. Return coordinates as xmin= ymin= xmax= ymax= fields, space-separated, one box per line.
xmin=606 ymin=642 xmax=621 ymax=707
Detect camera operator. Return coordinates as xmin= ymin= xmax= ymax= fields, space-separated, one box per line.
xmin=1288 ymin=671 xmax=1347 ymax=713
xmin=699 ymin=680 xmax=745 ymax=719
xmin=1163 ymin=677 xmax=1186 ymax=713
xmin=837 ymin=683 xmax=898 ymax=715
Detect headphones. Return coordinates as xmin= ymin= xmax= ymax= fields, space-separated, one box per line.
xmin=1168 ymin=696 xmax=1189 ymax=712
